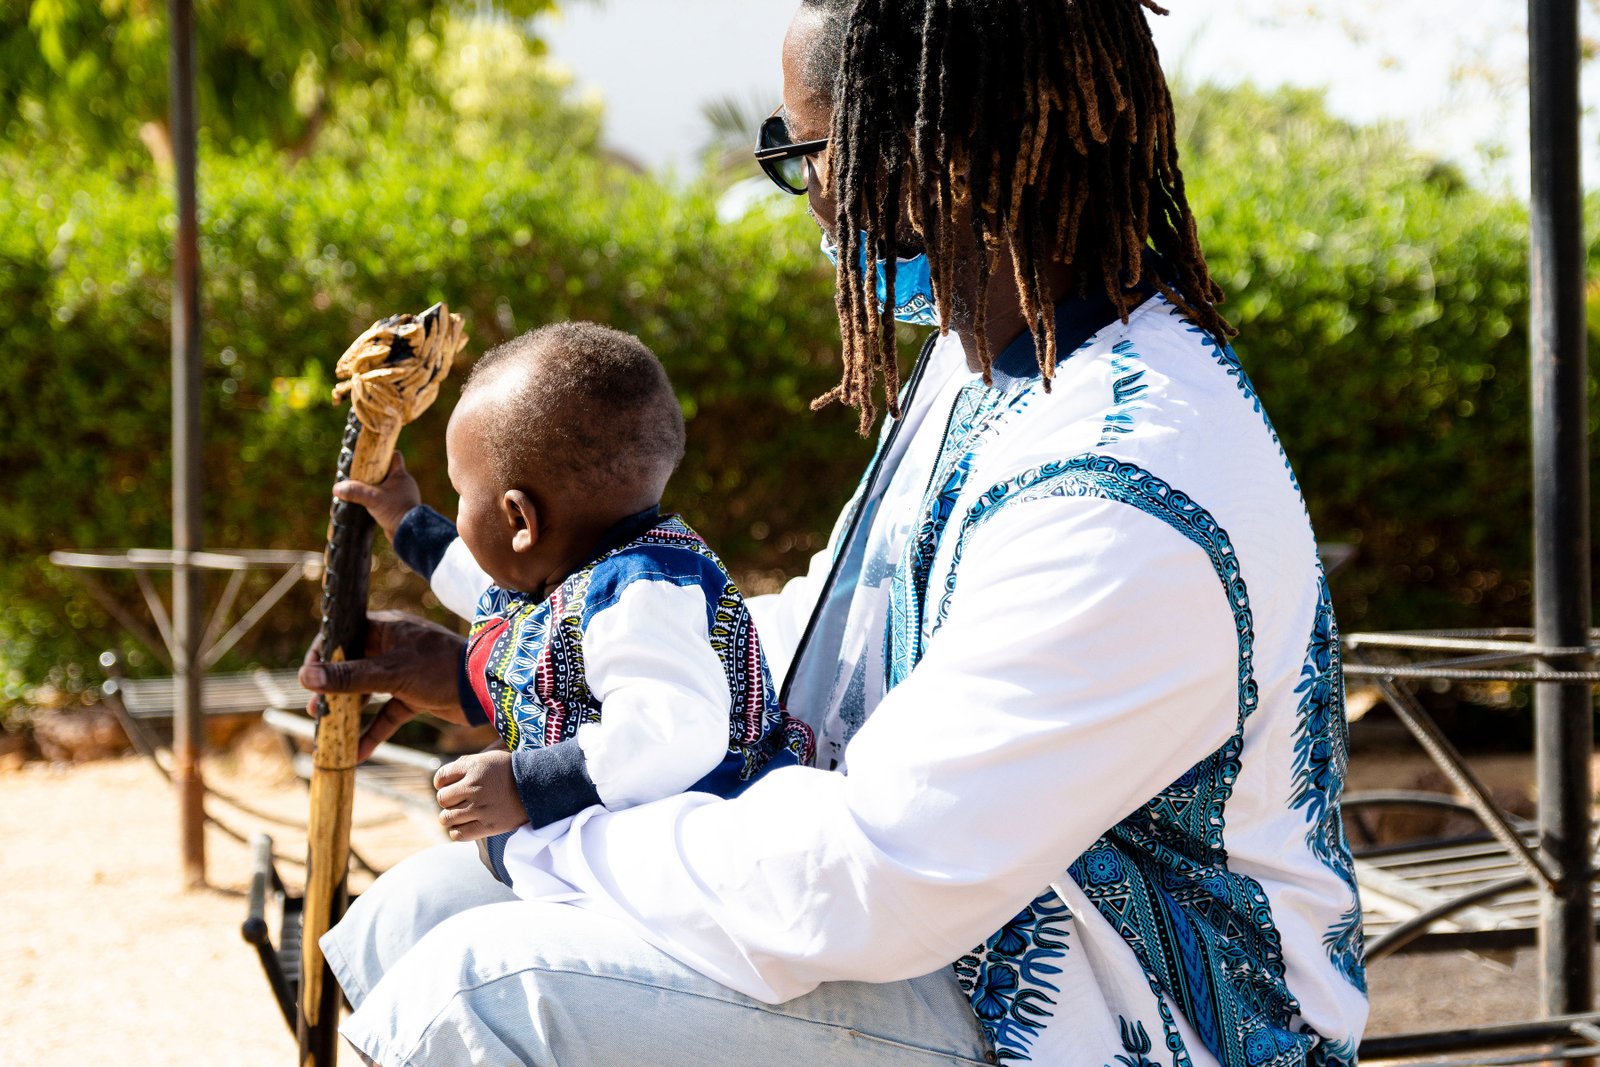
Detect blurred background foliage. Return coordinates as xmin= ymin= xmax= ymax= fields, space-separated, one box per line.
xmin=0 ymin=3 xmax=1595 ymax=711
xmin=1176 ymin=82 xmax=1600 ymax=640
xmin=2 ymin=0 xmax=560 ymax=164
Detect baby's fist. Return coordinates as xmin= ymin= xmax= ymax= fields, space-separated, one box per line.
xmin=434 ymin=750 xmax=528 ymax=842
xmin=333 ymin=451 xmax=421 ymax=542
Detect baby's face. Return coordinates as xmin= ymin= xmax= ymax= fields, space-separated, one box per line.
xmin=445 ymin=396 xmax=526 ymax=591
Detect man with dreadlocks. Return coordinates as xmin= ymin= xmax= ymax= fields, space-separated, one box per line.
xmin=307 ymin=2 xmax=1368 ymax=1064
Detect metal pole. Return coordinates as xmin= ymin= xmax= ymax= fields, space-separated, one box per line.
xmin=168 ymin=0 xmax=206 ymax=888
xmin=1528 ymin=0 xmax=1591 ymax=1017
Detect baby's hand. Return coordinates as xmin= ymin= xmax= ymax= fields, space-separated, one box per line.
xmin=434 ymin=750 xmax=529 ymax=842
xmin=333 ymin=452 xmax=422 ymax=543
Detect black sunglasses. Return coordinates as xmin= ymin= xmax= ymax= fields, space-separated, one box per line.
xmin=754 ymin=111 xmax=829 ymax=195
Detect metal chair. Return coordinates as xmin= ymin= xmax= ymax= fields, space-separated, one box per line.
xmin=1345 ymin=628 xmax=1600 ymax=1063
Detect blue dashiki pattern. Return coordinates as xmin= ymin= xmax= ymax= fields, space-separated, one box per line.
xmin=883 ymin=311 xmax=1364 ymax=1066
xmin=466 ymin=515 xmax=815 ymax=797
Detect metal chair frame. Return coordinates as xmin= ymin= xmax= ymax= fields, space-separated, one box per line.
xmin=50 ymin=548 xmax=323 ymax=673
xmin=1344 ymin=628 xmax=1600 ymax=1060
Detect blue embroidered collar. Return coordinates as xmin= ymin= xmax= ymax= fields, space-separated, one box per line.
xmin=589 ymin=504 xmax=664 ymax=561
xmin=986 ymin=272 xmax=1160 ymax=392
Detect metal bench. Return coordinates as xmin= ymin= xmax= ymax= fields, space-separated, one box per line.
xmin=55 ymin=546 xmax=450 ymax=873
xmin=1344 ymin=628 xmax=1600 ymax=1063
xmin=242 ymin=716 xmax=450 ymax=1035
xmin=242 ymin=714 xmax=451 ymax=1033
xmin=98 ymin=651 xmax=312 ymax=769
xmin=261 ymin=706 xmax=445 ymax=829
xmin=1344 ymin=629 xmax=1600 ymax=960
xmin=50 ymin=546 xmax=323 ymax=766
xmin=50 ymin=548 xmax=323 ymax=672
xmin=1355 ymin=813 xmax=1600 ymax=958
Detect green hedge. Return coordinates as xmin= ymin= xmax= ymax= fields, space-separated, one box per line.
xmin=1179 ymin=84 xmax=1599 ymax=634
xmin=0 ymin=139 xmax=871 ymax=699
xmin=2 ymin=82 xmax=1595 ymax=702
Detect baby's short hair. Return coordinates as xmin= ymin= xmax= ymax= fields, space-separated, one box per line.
xmin=463 ymin=322 xmax=686 ymax=503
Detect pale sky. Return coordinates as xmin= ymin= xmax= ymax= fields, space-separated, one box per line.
xmin=537 ymin=0 xmax=1599 ymax=194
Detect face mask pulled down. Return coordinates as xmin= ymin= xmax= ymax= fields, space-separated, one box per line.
xmin=821 ymin=231 xmax=939 ymax=327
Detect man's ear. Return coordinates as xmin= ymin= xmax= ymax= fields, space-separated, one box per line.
xmin=502 ymin=489 xmax=540 ymax=553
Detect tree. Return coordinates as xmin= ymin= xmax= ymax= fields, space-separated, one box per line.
xmin=2 ymin=0 xmax=560 ymax=164
xmin=698 ymin=90 xmax=776 ymax=186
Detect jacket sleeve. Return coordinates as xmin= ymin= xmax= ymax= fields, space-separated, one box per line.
xmin=744 ymin=546 xmax=830 ymax=692
xmin=508 ymin=578 xmax=733 ymax=827
xmin=390 ymin=505 xmax=492 ymax=621
xmin=508 ymin=493 xmax=1242 ymax=1002
xmin=745 ymin=487 xmax=860 ymax=689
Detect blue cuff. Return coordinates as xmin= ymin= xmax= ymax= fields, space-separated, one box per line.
xmin=478 ymin=833 xmax=513 ymax=885
xmin=511 ymin=741 xmax=602 ymax=829
xmin=392 ymin=505 xmax=458 ymax=579
xmin=457 ymin=644 xmax=488 ymax=727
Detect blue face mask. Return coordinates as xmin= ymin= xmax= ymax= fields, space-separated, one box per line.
xmin=821 ymin=231 xmax=939 ymax=327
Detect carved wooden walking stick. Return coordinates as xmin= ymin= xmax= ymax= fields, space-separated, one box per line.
xmin=299 ymin=303 xmax=465 ymax=1066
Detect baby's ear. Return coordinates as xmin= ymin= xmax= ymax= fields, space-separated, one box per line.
xmin=502 ymin=490 xmax=540 ymax=553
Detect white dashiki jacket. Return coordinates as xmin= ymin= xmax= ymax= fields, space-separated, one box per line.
xmin=421 ymin=292 xmax=1369 ymax=1066
xmin=391 ymin=506 xmax=813 ymax=884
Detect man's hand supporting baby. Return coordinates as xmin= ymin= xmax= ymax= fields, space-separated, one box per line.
xmin=434 ymin=750 xmax=529 ymax=841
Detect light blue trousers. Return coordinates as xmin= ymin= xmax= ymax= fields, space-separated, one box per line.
xmin=323 ymin=843 xmax=994 ymax=1066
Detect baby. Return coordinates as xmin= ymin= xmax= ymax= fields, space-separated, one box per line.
xmin=341 ymin=322 xmax=813 ymax=884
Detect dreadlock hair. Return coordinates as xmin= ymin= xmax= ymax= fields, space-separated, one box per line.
xmin=801 ymin=0 xmax=1233 ymax=433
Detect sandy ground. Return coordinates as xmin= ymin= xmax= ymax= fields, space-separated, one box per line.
xmin=2 ymin=730 xmax=1595 ymax=1065
xmin=1 ymin=731 xmax=440 ymax=1067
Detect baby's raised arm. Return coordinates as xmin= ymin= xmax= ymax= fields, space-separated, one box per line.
xmin=331 ymin=451 xmax=422 ymax=543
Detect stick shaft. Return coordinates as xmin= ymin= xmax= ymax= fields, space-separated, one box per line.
xmin=294 ymin=302 xmax=460 ymax=1065
xmin=297 ymin=414 xmax=400 ymax=1064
